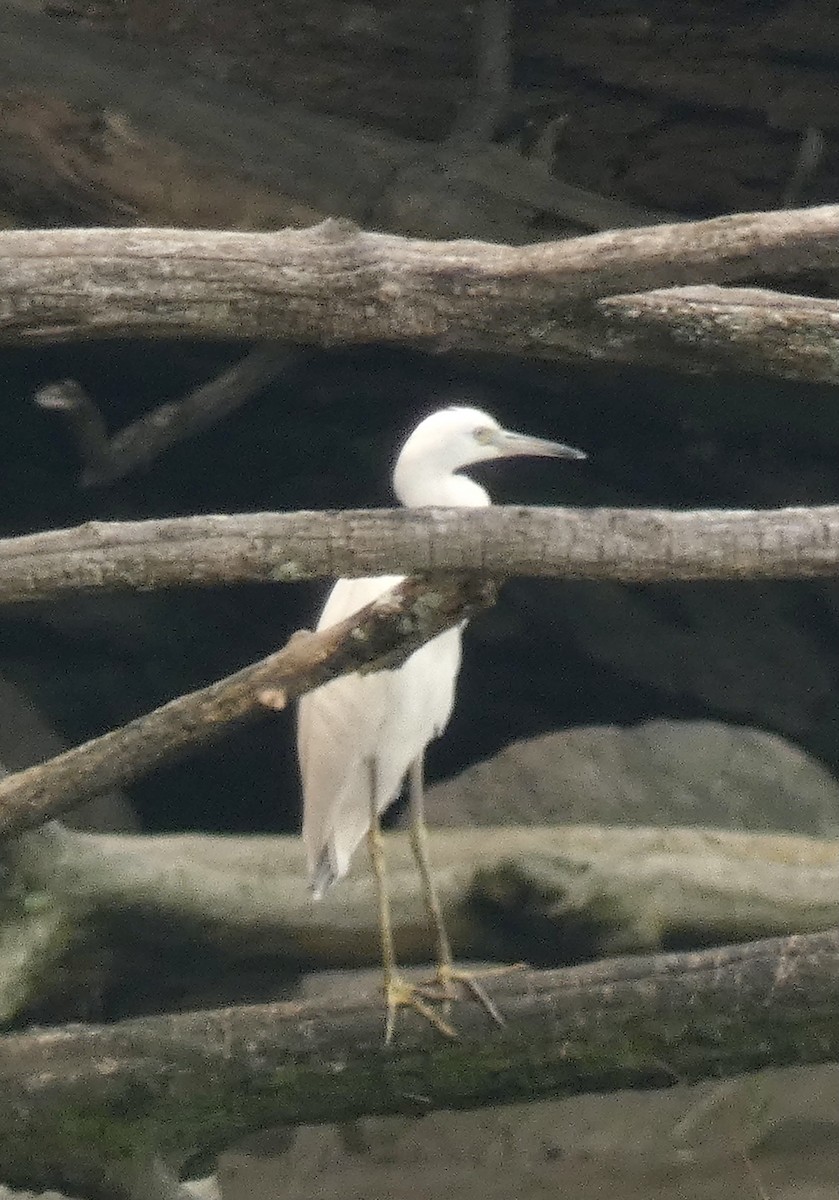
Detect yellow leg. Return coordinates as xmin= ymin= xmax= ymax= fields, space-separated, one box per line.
xmin=408 ymin=757 xmax=513 ymax=1027
xmin=408 ymin=757 xmax=454 ymax=972
xmin=366 ymin=760 xmax=455 ymax=1043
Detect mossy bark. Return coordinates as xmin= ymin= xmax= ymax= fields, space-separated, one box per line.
xmin=3 ymin=821 xmax=838 ymax=1024
xmin=0 ymin=929 xmax=836 ymax=1199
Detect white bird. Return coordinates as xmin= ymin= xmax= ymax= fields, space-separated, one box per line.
xmin=297 ymin=406 xmax=586 ymax=1040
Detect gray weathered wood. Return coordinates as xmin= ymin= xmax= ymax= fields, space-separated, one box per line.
xmin=37 ymin=823 xmax=839 ymax=967
xmin=593 ymin=284 xmax=839 ymax=383
xmin=1 ymin=214 xmax=839 ymax=384
xmin=1 ymin=505 xmax=839 ymax=608
xmin=0 ymin=1 xmax=665 ymax=240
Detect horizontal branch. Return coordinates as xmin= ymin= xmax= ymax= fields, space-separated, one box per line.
xmin=0 ymin=575 xmax=493 ymax=839
xmin=1 ymin=929 xmax=837 ymax=1198
xmin=593 ymin=285 xmax=839 ymax=384
xmin=1 ymin=210 xmax=839 ymax=375
xmin=39 ymin=823 xmax=839 ymax=967
xmin=1 ymin=505 xmax=839 ymax=608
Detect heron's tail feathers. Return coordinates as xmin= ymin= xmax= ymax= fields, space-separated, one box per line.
xmin=310 ymin=849 xmax=336 ymax=901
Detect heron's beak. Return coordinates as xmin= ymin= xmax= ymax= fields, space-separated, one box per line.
xmin=496 ymin=429 xmax=587 ymax=460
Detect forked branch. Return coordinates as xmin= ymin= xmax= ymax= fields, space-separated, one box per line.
xmin=34 ymin=345 xmax=301 ymax=487
xmin=2 ymin=210 xmax=839 ymax=382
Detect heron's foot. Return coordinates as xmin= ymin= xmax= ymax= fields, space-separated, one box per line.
xmin=421 ymin=962 xmax=526 ymax=1027
xmin=383 ymin=975 xmax=457 ymax=1045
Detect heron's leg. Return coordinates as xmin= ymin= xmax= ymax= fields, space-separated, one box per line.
xmin=408 ymin=756 xmax=508 ymax=1026
xmin=366 ymin=759 xmax=455 ymax=1044
xmin=408 ymin=755 xmax=454 ymax=971
xmin=367 ymin=782 xmax=398 ymax=993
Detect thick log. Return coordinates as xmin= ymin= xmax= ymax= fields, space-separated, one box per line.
xmin=13 ymin=0 xmax=839 ymax=233
xmin=6 ymin=819 xmax=836 ymax=1035
xmin=38 ymin=823 xmax=839 ymax=966
xmin=0 ymin=2 xmax=662 ymax=239
xmin=2 ymin=216 xmax=839 ymax=383
xmin=0 ymin=929 xmax=836 ymax=1199
xmin=0 ymin=2 xmax=398 ymax=229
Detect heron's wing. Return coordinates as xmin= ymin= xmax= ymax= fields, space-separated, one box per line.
xmin=314 ymin=574 xmax=404 ymax=633
xmin=297 ymin=575 xmax=404 ymax=889
xmin=297 ymin=575 xmax=462 ymax=895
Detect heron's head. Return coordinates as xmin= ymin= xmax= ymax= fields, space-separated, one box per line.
xmin=397 ymin=406 xmax=586 ymax=478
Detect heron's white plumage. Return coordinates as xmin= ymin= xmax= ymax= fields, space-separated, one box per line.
xmin=297 ymin=406 xmax=585 ymax=898
xmin=298 ymin=574 xmax=462 ymax=894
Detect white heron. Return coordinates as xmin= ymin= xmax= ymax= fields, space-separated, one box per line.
xmin=297 ymin=406 xmax=586 ymax=1040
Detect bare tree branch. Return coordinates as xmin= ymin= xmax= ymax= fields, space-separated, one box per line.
xmin=0 ymin=504 xmax=839 ymax=608
xmin=594 ymin=285 xmax=839 ymax=383
xmin=449 ymin=0 xmax=512 ymax=143
xmin=33 ymin=377 xmax=110 ymax=474
xmin=10 ymin=816 xmax=837 ymax=1039
xmin=0 ymin=574 xmax=493 ymax=839
xmin=28 ymin=822 xmax=839 ymax=969
xmin=0 ymin=929 xmax=837 ymax=1199
xmin=8 ymin=498 xmax=837 ymax=856
xmin=34 ymin=344 xmax=301 ymax=487
xmin=1 ymin=211 xmax=839 ymax=383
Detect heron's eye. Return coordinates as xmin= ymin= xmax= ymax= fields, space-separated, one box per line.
xmin=473 ymin=426 xmax=494 ymax=445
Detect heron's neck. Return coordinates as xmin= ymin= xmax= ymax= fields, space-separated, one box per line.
xmin=394 ymin=468 xmax=490 ymax=508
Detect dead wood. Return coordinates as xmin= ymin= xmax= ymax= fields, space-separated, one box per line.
xmin=28 ymin=822 xmax=839 ymax=970
xmin=2 ymin=215 xmax=839 ymax=385
xmin=0 ymin=575 xmax=493 ymax=838
xmin=0 ymin=1 xmax=663 ymax=239
xmin=0 ymin=504 xmax=838 ymax=609
xmin=0 ymin=928 xmax=836 ymax=1200
xmin=34 ymin=345 xmax=301 ymax=486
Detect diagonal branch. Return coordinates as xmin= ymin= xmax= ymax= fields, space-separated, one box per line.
xmin=9 ymin=496 xmax=836 ymax=840
xmin=2 ymin=211 xmax=839 ymax=382
xmin=1 ymin=930 xmax=837 ymax=1199
xmin=0 ymin=504 xmax=839 ymax=607
xmin=33 ymin=344 xmax=301 ymax=487
xmin=0 ymin=574 xmax=493 ymax=839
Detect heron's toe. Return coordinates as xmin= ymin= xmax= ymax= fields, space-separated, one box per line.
xmin=383 ymin=976 xmax=458 ymax=1044
xmin=427 ymin=962 xmax=527 ymax=1027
